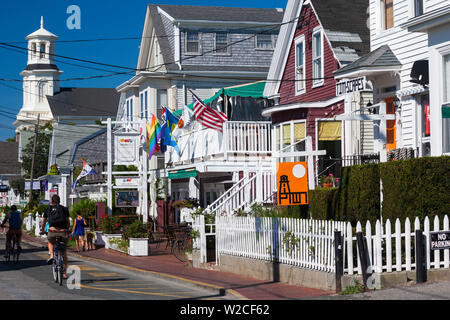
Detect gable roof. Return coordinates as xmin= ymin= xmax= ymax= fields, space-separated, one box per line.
xmin=0 ymin=142 xmax=21 ymax=176
xmin=47 ymin=88 xmax=120 ymax=119
xmin=264 ymin=0 xmax=370 ymax=98
xmin=333 ymin=45 xmax=402 ymax=78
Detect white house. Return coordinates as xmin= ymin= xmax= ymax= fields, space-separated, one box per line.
xmin=334 ymin=0 xmax=450 ymax=160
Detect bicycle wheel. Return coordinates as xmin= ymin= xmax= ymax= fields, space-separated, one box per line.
xmin=58 ymin=254 xmax=64 ymax=286
xmin=172 ymin=240 xmax=187 ymax=262
xmin=11 ymin=239 xmax=16 ymax=263
xmin=52 ymin=252 xmax=58 ymax=283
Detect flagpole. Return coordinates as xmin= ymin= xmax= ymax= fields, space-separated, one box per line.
xmin=142 ymin=120 xmax=148 ymax=224
xmin=107 ymin=118 xmax=113 ymax=216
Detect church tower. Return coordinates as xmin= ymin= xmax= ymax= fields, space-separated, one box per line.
xmin=15 ymin=17 xmax=63 ymax=130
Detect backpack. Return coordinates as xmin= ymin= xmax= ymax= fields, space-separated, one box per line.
xmin=47 ymin=205 xmax=67 ymax=228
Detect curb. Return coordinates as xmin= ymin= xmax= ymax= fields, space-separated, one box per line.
xmin=21 ymin=234 xmax=247 ymax=300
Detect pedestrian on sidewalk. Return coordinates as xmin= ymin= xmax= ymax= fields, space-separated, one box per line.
xmin=71 ymin=211 xmax=87 ymax=252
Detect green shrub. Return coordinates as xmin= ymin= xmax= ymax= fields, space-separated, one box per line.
xmin=308 ymin=188 xmax=340 ymax=220
xmin=124 ymin=219 xmax=150 ymax=239
xmin=70 ymin=198 xmax=96 ymax=219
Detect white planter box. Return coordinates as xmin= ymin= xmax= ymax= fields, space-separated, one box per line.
xmin=104 ymin=234 xmax=122 ymax=250
xmin=95 ymin=231 xmax=105 ymax=246
xmin=128 ymin=238 xmax=148 ymax=256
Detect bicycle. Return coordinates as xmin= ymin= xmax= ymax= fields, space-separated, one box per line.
xmin=3 ymin=229 xmax=21 ymax=264
xmin=52 ymin=236 xmax=66 ymax=286
xmin=172 ymin=226 xmax=193 ymax=262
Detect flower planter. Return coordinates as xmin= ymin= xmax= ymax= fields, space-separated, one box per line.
xmin=128 ymin=238 xmax=149 ymax=256
xmin=103 ymin=234 xmax=122 ymax=250
xmin=321 ymin=183 xmax=334 ymax=188
xmin=94 ymin=231 xmax=106 ymax=247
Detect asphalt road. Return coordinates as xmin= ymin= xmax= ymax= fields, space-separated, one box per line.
xmin=0 ymin=232 xmax=231 ymax=300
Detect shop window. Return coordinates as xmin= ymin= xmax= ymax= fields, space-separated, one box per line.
xmin=419 ymin=94 xmax=431 ymax=156
xmin=443 ymin=54 xmax=450 ymax=154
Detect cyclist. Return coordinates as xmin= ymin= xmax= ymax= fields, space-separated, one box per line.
xmin=1 ymin=205 xmax=23 ymax=257
xmin=41 ymin=195 xmax=70 ymax=279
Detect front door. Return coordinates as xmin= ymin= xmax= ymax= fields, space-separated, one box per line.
xmin=385 ymin=97 xmax=397 ymax=153
xmin=203 ymin=183 xmax=225 ymax=208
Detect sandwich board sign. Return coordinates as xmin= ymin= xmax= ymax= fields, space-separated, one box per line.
xmin=277 ymin=162 xmax=308 ymax=206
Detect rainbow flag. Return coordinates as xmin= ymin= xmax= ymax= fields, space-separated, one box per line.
xmin=147 ymin=115 xmax=162 ymax=160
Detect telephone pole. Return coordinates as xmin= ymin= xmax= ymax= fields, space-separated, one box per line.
xmin=29 ymin=114 xmax=40 ymax=205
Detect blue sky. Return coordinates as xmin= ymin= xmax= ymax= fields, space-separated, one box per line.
xmin=0 ymin=0 xmax=287 ymax=141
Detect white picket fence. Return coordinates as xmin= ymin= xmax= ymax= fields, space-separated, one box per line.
xmin=211 ymin=214 xmax=450 ymax=275
xmin=344 ymin=215 xmax=450 ymax=275
xmin=216 ymin=215 xmax=347 ymax=272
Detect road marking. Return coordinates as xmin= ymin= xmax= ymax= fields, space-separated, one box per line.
xmin=88 ymin=273 xmax=121 ymax=277
xmin=80 ymin=284 xmax=187 ymax=298
xmin=73 ymin=265 xmax=99 ymax=271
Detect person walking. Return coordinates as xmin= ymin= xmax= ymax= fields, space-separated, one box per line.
xmin=71 ymin=211 xmax=87 ymax=252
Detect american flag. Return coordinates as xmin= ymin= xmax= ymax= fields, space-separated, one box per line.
xmin=192 ymin=91 xmax=227 ymax=132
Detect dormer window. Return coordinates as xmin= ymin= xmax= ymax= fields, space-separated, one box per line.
xmin=186 ymin=31 xmax=201 ymax=55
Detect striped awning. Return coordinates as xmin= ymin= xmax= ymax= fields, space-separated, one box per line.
xmin=396 ymin=85 xmax=428 ymax=98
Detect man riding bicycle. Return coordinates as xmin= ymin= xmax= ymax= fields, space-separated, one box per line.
xmin=41 ymin=195 xmax=70 ymax=279
xmin=1 ymin=205 xmax=23 ymax=257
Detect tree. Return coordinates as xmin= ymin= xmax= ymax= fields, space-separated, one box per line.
xmin=21 ymin=130 xmax=51 ymax=179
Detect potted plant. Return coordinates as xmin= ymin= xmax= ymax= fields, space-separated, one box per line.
xmin=124 ymin=219 xmax=150 ymax=256
xmin=320 ymin=174 xmax=335 ymax=188
xmin=97 ymin=215 xmax=122 ymax=250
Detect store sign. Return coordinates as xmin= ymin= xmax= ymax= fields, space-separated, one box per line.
xmin=277 ymin=162 xmax=308 ymax=206
xmin=25 ymin=181 xmax=41 ymax=190
xmin=114 ymin=133 xmax=139 ymax=166
xmin=430 ymin=231 xmax=450 ymax=250
xmin=336 ymin=77 xmax=366 ymax=96
xmin=0 ymin=185 xmax=9 ymax=193
xmin=115 ymin=176 xmax=140 ymax=187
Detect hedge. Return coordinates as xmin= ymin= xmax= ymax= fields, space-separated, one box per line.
xmin=303 ymin=156 xmax=449 ymax=226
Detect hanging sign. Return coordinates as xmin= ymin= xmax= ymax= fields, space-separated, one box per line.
xmin=277 ymin=162 xmax=308 ymax=206
xmin=336 ymin=77 xmax=366 ymax=96
xmin=115 ymin=176 xmax=140 ymax=187
xmin=430 ymin=231 xmax=450 ymax=250
xmin=115 ymin=190 xmax=139 ymax=207
xmin=114 ymin=133 xmax=139 ymax=166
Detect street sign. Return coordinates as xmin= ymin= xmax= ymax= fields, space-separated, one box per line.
xmin=430 ymin=231 xmax=450 ymax=250
xmin=336 ymin=77 xmax=366 ymax=96
xmin=25 ymin=181 xmax=41 ymax=190
xmin=277 ymin=162 xmax=308 ymax=206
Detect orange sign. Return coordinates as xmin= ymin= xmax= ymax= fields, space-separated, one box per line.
xmin=277 ymin=162 xmax=309 ymax=206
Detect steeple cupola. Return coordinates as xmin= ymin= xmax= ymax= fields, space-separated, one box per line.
xmin=25 ymin=16 xmax=59 ymax=68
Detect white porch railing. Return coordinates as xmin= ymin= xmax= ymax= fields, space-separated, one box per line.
xmin=206 ymin=169 xmax=274 ymax=216
xmin=166 ymin=121 xmax=272 ymax=164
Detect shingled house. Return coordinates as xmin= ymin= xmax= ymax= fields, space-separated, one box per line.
xmin=0 ymin=141 xmax=23 ymax=206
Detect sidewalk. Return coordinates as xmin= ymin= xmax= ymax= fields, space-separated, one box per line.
xmin=22 ymin=233 xmax=333 ymax=300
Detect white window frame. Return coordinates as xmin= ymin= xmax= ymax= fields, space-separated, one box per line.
xmin=379 ymin=0 xmax=394 ymax=32
xmin=410 ymin=0 xmax=424 ymax=17
xmin=126 ymin=97 xmax=134 ymax=122
xmin=214 ymin=32 xmax=230 ymax=55
xmin=442 ymin=51 xmax=450 ymax=155
xmin=185 ymin=31 xmax=201 ymax=55
xmin=140 ymin=93 xmax=144 ymax=120
xmin=312 ymin=28 xmax=324 ymax=88
xmin=255 ymin=34 xmax=275 ymax=50
xmin=273 ymin=120 xmax=307 ymax=162
xmin=295 ymin=35 xmax=306 ymax=96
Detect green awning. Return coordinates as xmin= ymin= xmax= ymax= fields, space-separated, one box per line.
xmin=443 ymin=105 xmax=450 ymax=119
xmin=174 ymin=81 xmax=266 ymax=117
xmin=168 ymin=168 xmax=197 ymax=180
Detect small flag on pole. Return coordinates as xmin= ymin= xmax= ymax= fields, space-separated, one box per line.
xmin=191 ymin=90 xmax=227 ymax=132
xmin=72 ymin=159 xmax=97 ymax=192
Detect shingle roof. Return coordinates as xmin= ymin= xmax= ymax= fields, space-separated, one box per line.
xmin=0 ymin=142 xmax=21 ymax=176
xmin=334 ymin=45 xmax=402 ymax=76
xmin=154 ymin=4 xmax=284 ymax=22
xmin=311 ymin=0 xmax=370 ymax=62
xmin=47 ymin=88 xmax=120 ymax=119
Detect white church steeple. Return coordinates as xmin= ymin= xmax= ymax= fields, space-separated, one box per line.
xmin=15 ymin=17 xmax=63 ymax=129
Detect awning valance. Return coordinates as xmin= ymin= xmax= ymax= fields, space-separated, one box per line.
xmin=318 ymin=121 xmax=341 ymax=141
xmin=168 ymin=168 xmax=197 ymax=180
xmin=443 ymin=105 xmax=450 ymax=119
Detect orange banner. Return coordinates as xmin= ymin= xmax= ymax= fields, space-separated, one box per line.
xmin=277 ymin=162 xmax=309 ymax=206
